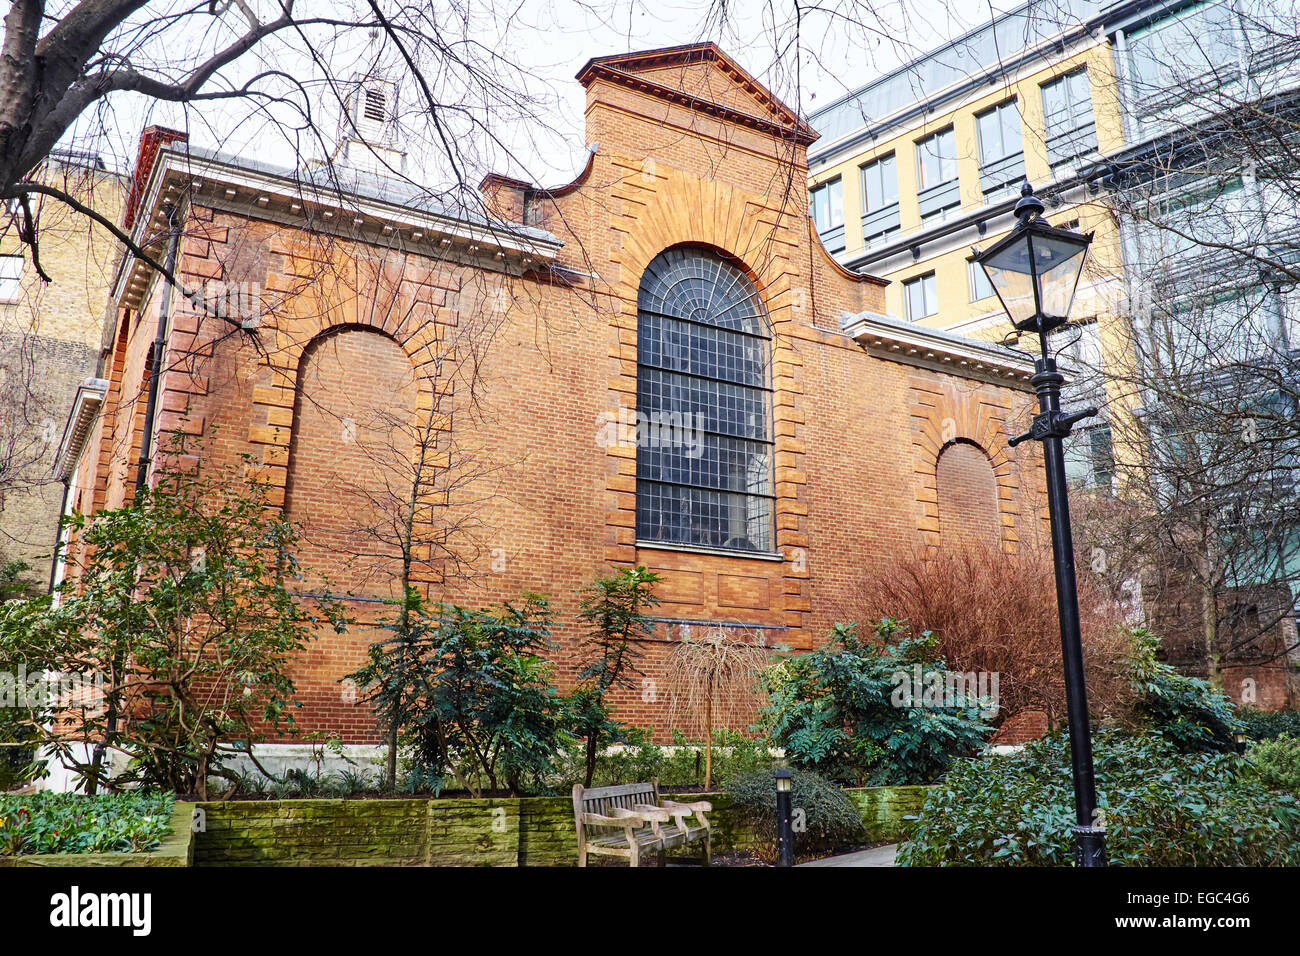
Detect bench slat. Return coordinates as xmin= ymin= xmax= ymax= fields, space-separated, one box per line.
xmin=582 ymin=783 xmax=658 ymax=800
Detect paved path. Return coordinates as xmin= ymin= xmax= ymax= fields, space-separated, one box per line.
xmin=798 ymin=843 xmax=898 ymax=867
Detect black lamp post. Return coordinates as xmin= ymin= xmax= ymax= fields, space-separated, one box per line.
xmin=775 ymin=768 xmax=794 ymax=868
xmin=974 ymin=181 xmax=1107 ymax=868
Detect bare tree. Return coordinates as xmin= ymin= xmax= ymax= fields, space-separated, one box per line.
xmin=283 ymin=250 xmax=540 ymax=786
xmin=666 ymin=624 xmax=768 ymax=791
xmin=1068 ymin=0 xmax=1300 ymax=696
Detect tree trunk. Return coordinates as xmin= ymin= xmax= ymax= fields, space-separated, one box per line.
xmin=703 ymin=676 xmax=713 ymax=792
xmin=386 ymin=721 xmax=398 ymax=790
xmin=584 ymin=734 xmax=598 ymax=789
xmin=86 ymin=653 xmax=124 ymax=795
xmin=1202 ymin=583 xmax=1221 ymax=687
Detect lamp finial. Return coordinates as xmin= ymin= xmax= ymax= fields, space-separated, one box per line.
xmin=1013 ymin=180 xmax=1045 ymax=226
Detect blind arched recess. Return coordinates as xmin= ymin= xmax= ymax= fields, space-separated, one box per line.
xmin=635 ymin=246 xmax=774 ymax=553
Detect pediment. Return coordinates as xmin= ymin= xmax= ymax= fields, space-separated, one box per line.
xmin=577 ymin=43 xmax=817 ymax=145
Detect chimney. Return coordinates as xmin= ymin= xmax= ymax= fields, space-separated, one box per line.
xmin=124 ymin=126 xmax=187 ymax=230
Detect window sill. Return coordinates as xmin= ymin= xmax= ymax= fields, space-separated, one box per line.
xmin=634 ymin=540 xmax=785 ymax=562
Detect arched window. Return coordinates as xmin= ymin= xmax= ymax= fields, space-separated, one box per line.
xmin=286 ymin=327 xmax=418 ymax=598
xmin=636 ymin=247 xmax=773 ymax=552
xmin=936 ymin=441 xmax=999 ymax=548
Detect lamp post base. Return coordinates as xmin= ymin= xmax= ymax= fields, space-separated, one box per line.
xmin=1074 ymin=825 xmax=1108 ymax=867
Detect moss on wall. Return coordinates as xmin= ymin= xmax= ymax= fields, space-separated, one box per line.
xmin=190 ymin=785 xmax=928 ymax=867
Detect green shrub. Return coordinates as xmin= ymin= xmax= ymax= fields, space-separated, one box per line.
xmin=1123 ymin=629 xmax=1239 ymax=753
xmin=572 ymin=567 xmax=661 ymax=788
xmin=0 ymin=791 xmax=174 ymax=856
xmin=727 ymin=767 xmax=862 ymax=859
xmin=347 ymin=591 xmax=572 ymax=796
xmin=897 ymin=731 xmax=1300 ymax=866
xmin=1237 ymin=708 xmax=1300 ymax=742
xmin=0 ymin=447 xmax=346 ymax=799
xmin=551 ymin=729 xmax=772 ymax=792
xmin=1246 ymin=733 xmax=1300 ymax=793
xmin=760 ymin=619 xmax=994 ymax=786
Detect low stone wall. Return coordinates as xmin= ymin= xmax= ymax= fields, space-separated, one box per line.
xmin=844 ymin=785 xmax=930 ymax=842
xmin=1 ymin=802 xmax=194 ymax=868
xmin=192 ymin=786 xmax=927 ymax=867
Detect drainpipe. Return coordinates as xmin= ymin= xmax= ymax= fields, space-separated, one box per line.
xmin=135 ymin=202 xmax=183 ymax=496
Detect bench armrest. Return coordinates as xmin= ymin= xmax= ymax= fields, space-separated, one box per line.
xmin=662 ymin=799 xmax=712 ymax=813
xmin=631 ymin=804 xmax=674 ymax=823
xmin=583 ymin=810 xmax=646 ymax=828
xmin=661 ymin=799 xmax=712 ymax=829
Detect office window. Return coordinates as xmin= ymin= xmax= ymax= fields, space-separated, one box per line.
xmin=916 ymin=127 xmax=957 ymax=190
xmin=916 ymin=127 xmax=961 ymax=223
xmin=976 ymin=99 xmax=1025 ymax=200
xmin=976 ymin=99 xmax=1023 ymax=165
xmin=0 ymin=255 xmax=22 ymax=302
xmin=1041 ymin=68 xmax=1096 ymax=171
xmin=1125 ymin=0 xmax=1240 ymax=136
xmin=859 ymin=153 xmax=900 ymax=245
xmin=810 ymin=177 xmax=845 ymax=254
xmin=1065 ymin=319 xmax=1106 ymax=406
xmin=861 ymin=154 xmax=898 ymax=213
xmin=636 ymin=246 xmax=774 ymax=553
xmin=968 ymin=259 xmax=995 ymax=302
xmin=1064 ymin=423 xmax=1115 ymax=492
xmin=904 ymin=272 xmax=938 ymax=321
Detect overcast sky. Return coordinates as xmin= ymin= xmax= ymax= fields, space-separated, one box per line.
xmin=80 ymin=0 xmax=1028 ymax=189
xmin=490 ymin=0 xmax=1013 ymax=181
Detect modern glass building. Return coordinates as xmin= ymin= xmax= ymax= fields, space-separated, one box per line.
xmin=806 ymin=0 xmax=1300 ymax=696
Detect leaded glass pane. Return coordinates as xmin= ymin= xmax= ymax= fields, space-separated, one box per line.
xmin=636 ymin=247 xmax=774 ymax=552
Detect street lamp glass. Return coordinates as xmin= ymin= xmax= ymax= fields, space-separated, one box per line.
xmin=979 ymin=241 xmax=1039 ymax=329
xmin=775 ymin=769 xmax=792 ymax=792
xmin=978 ymin=222 xmax=1091 ymax=332
xmin=1032 ymin=233 xmax=1089 ymax=320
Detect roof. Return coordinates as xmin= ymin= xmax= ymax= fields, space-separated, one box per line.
xmin=110 ymin=139 xmax=564 ymax=312
xmin=180 ymin=142 xmax=558 ymax=245
xmin=806 ymin=0 xmax=1160 ymax=160
xmin=578 ymin=42 xmax=818 ymax=146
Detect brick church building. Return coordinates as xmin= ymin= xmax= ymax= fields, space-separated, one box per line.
xmin=59 ymin=43 xmax=1045 ymax=756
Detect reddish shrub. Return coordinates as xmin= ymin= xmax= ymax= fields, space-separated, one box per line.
xmin=850 ymin=541 xmax=1130 ymax=732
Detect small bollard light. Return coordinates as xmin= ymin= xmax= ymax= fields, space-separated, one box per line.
xmin=775 ymin=768 xmax=794 ymax=868
xmin=1234 ymin=731 xmax=1249 ymax=755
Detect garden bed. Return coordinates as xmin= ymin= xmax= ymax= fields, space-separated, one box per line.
xmin=0 ymin=796 xmax=193 ymax=867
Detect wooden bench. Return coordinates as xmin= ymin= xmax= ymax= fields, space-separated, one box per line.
xmin=572 ymin=781 xmax=712 ymax=867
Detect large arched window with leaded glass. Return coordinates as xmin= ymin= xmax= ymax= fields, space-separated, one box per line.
xmin=636 ymin=246 xmax=773 ymax=553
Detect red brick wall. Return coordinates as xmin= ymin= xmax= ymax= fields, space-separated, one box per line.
xmin=74 ymin=50 xmax=1047 ymax=743
xmin=285 ymin=326 xmax=418 ymax=599
xmin=936 ymin=441 xmax=1001 ymax=548
xmin=992 ymin=710 xmax=1050 ymax=746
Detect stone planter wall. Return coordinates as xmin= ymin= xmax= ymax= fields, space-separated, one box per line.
xmin=191 ymin=786 xmax=929 ymax=866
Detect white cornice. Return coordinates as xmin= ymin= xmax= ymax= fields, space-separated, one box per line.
xmin=111 ymin=147 xmax=565 ymax=311
xmin=54 ymin=378 xmax=108 ymax=481
xmin=841 ymin=311 xmax=1037 ymax=390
